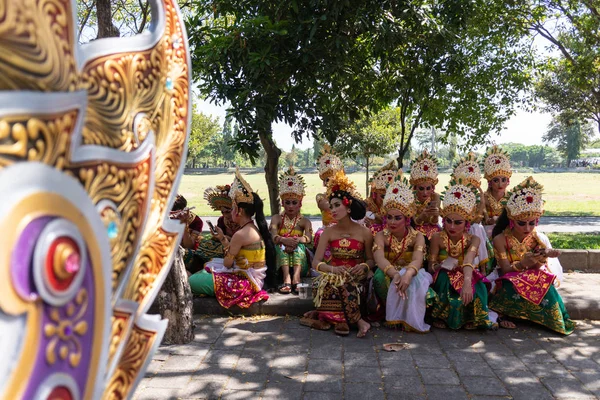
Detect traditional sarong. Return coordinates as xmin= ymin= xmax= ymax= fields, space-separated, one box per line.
xmin=311 ymin=238 xmax=366 ymax=324
xmin=276 ymin=242 xmax=310 ymax=277
xmin=386 ymin=268 xmax=436 ymax=332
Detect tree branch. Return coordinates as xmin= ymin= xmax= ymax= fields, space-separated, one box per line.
xmin=530 ymin=22 xmax=575 ymax=64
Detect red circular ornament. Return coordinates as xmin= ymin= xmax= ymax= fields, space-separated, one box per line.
xmin=392 ymin=188 xmax=399 ymax=194
xmin=468 ymin=167 xmax=474 ymax=172
xmin=287 ymin=181 xmax=293 ymax=186
xmin=454 ymin=192 xmax=462 ymax=199
xmin=325 ymin=160 xmax=331 ymax=165
xmin=47 ymin=386 xmax=73 ymax=400
xmin=423 ymin=165 xmax=429 ymax=171
xmin=388 ymin=176 xmax=393 ymax=181
xmin=526 ymin=196 xmax=534 ymax=203
xmin=495 ymin=159 xmax=501 ymax=164
xmin=342 ymin=198 xmax=349 ymax=206
xmin=46 ymin=237 xmax=79 ymax=292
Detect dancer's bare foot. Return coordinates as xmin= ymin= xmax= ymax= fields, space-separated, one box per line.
xmin=432 ymin=320 xmax=447 ymax=329
xmin=357 ymin=319 xmax=371 ymax=338
xmin=303 ymin=310 xmax=318 ymax=319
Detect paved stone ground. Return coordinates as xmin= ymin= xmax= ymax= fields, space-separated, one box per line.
xmin=135 ymin=316 xmax=600 ymax=400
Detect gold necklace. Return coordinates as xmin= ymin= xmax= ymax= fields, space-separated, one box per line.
xmin=441 ymin=231 xmax=468 ymax=258
xmin=280 ymin=213 xmax=301 ymax=237
xmin=485 ymin=191 xmax=506 ymax=217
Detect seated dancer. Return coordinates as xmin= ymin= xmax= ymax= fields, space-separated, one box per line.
xmin=314 ymin=145 xmax=344 ymax=256
xmin=188 ymin=169 xmax=276 ymax=308
xmin=409 ymin=151 xmax=441 ymax=239
xmin=300 ymin=171 xmax=374 ymax=338
xmin=429 ymin=180 xmax=494 ymax=330
xmin=371 ymin=174 xmax=435 ymax=332
xmin=490 ymin=177 xmax=573 ymax=334
xmin=365 ymin=160 xmax=397 ymax=234
xmin=451 ymin=152 xmax=494 ymax=277
xmin=482 ymin=145 xmax=512 ymax=238
xmin=270 ymin=167 xmax=313 ymax=294
xmin=184 ymin=185 xmax=241 ymax=269
xmin=171 ymin=195 xmax=204 ymax=273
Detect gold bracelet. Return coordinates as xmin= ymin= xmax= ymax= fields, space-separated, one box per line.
xmin=224 ymin=253 xmax=235 ymax=261
xmin=273 ymin=235 xmax=281 ymax=244
xmin=316 ymin=262 xmax=326 ymax=272
xmin=497 ymin=252 xmax=508 ymax=260
xmin=359 ymin=262 xmax=370 ymax=273
xmin=468 ymin=246 xmax=478 ymax=253
xmin=382 ymin=264 xmax=394 ymax=277
xmin=405 ymin=265 xmax=419 ymax=275
xmin=461 ymin=263 xmax=475 ymax=270
xmin=372 ymin=243 xmax=381 ymax=252
xmin=511 ymin=261 xmax=524 ymax=272
xmin=414 ymin=245 xmax=425 ymax=253
xmin=302 ymin=235 xmax=310 ymax=244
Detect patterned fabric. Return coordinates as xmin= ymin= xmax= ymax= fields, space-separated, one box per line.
xmin=192 ymin=240 xmax=269 ymax=309
xmin=490 ymin=282 xmax=574 ymax=335
xmin=276 ymin=243 xmax=310 ymax=277
xmin=312 ymin=238 xmax=367 ymax=324
xmin=431 ymin=271 xmax=493 ymax=329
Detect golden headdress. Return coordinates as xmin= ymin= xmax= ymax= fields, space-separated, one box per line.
xmin=451 ymin=152 xmax=482 ymax=188
xmin=441 ymin=179 xmax=480 ymax=222
xmin=506 ymin=177 xmax=544 ymax=220
xmin=383 ymin=173 xmax=417 ymax=217
xmin=204 ymin=185 xmax=233 ymax=211
xmin=370 ymin=160 xmax=398 ymax=193
xmin=326 ymin=170 xmax=361 ymax=203
xmin=410 ymin=150 xmax=439 ymax=186
xmin=483 ymin=145 xmax=512 ymax=180
xmin=317 ymin=144 xmax=344 ymax=181
xmin=230 ymin=168 xmax=254 ymax=204
xmin=279 ymin=166 xmax=306 ymax=200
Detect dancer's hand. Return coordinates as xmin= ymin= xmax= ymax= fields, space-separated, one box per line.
xmin=461 ymin=282 xmax=473 ymax=305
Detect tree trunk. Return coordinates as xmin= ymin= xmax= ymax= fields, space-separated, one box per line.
xmin=259 ymin=127 xmax=282 ymax=216
xmin=156 ymin=247 xmax=194 ymax=344
xmin=365 ymin=157 xmax=370 ymax=197
xmin=96 ymin=0 xmax=120 ymax=39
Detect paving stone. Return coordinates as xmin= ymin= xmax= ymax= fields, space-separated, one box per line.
xmin=303 ymin=374 xmax=343 ymax=392
xmin=556 ymin=356 xmax=600 ymax=371
xmin=528 ymin=362 xmax=574 ymax=379
xmin=177 ymin=379 xmax=227 ymax=399
xmin=343 ymin=351 xmax=380 ymax=367
xmin=341 ymin=338 xmax=377 ymax=353
xmin=384 ymin=376 xmax=425 ymax=394
xmin=307 ymin=358 xmax=343 ymax=375
xmin=516 ymin=348 xmax=558 ymax=364
xmin=453 ymin=360 xmax=496 ymax=377
xmin=269 ymin=354 xmax=307 ymax=369
xmin=540 ymin=376 xmax=596 ymax=399
xmin=380 ymin=360 xmax=419 ymax=377
xmin=571 ymin=369 xmax=600 ymax=397
xmin=203 ymin=349 xmax=242 ymax=365
xmin=424 ymin=385 xmax=469 ymax=400
xmin=385 ymin=393 xmax=426 ymax=400
xmin=301 ymin=392 xmax=343 ymax=400
xmin=495 ymin=370 xmax=554 ymax=400
xmin=308 ymin=344 xmax=343 ymax=360
xmin=167 ymin=342 xmax=213 ymax=357
xmin=444 ymin=349 xmax=485 ymax=362
xmin=134 ymin=387 xmax=179 ymax=400
xmin=144 ymin=372 xmax=191 ymax=389
xmin=412 ymin=354 xmax=451 ymax=369
xmin=268 ymin=368 xmax=307 ymax=384
xmin=162 ymin=355 xmax=202 ymax=372
xmin=225 ymin=371 xmax=268 ymax=391
xmin=145 ymin=360 xmax=164 ymax=376
xmin=377 ymin=347 xmax=413 ymax=362
xmin=192 ymin=363 xmax=236 ymax=381
xmin=462 ymin=376 xmax=509 ymax=396
xmin=484 ymin=354 xmax=529 ymax=371
xmin=419 ymin=368 xmax=460 ymax=385
xmin=219 ymin=390 xmax=261 ymax=400
xmin=344 ymin=366 xmax=382 ymax=383
xmin=344 ymin=383 xmax=385 ymax=400
xmin=261 ymin=382 xmax=303 ymax=400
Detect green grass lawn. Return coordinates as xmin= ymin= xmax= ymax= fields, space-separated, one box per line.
xmin=546 ymin=233 xmax=600 ymax=250
xmin=178 ymin=171 xmax=600 ymax=217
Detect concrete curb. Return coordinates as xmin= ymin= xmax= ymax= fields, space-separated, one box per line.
xmin=193 ymin=273 xmax=600 ymax=321
xmin=558 ymin=249 xmax=600 ymax=273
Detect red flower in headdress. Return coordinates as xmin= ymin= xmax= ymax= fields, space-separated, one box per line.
xmin=393 ymin=188 xmax=399 ymax=194
xmin=423 ymin=165 xmax=429 ymax=171
xmin=388 ymin=176 xmax=393 ymax=181
xmin=325 ymin=159 xmax=331 ymax=165
xmin=342 ymin=198 xmax=350 ymax=206
xmin=287 ymin=181 xmax=293 ymax=186
xmin=495 ymin=158 xmax=501 ymax=164
xmin=332 ymin=185 xmax=340 ymax=192
xmin=468 ymin=167 xmax=474 ymax=172
xmin=453 ymin=192 xmax=462 ymax=199
xmin=526 ymin=196 xmax=534 ymax=203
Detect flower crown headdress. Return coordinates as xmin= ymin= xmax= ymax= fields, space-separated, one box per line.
xmin=230 ymin=168 xmax=254 ymax=204
xmin=451 ymin=152 xmax=482 ymax=188
xmin=483 ymin=145 xmax=512 ymax=180
xmin=441 ymin=178 xmax=480 ymax=222
xmin=204 ymin=185 xmax=232 ymax=211
xmin=383 ymin=173 xmax=416 ymax=217
xmin=410 ymin=150 xmax=439 ymax=186
xmin=317 ymin=144 xmax=344 ymax=181
xmin=279 ymin=166 xmax=306 ymax=200
xmin=506 ymin=177 xmax=544 ymax=221
xmin=370 ymin=160 xmax=398 ymax=192
xmin=326 ymin=171 xmax=361 ymax=206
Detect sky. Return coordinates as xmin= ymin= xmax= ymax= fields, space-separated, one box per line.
xmin=197 ymin=97 xmax=557 ymax=152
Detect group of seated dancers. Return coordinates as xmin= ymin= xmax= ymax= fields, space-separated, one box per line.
xmin=173 ymin=145 xmax=574 ymax=338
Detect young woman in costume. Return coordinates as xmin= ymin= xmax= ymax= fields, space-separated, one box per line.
xmin=372 ymin=173 xmax=435 ymax=332
xmin=482 ymin=145 xmax=512 ymax=238
xmin=490 ymin=177 xmax=573 ymax=334
xmin=300 ymin=171 xmax=374 ymax=338
xmin=409 ymin=151 xmax=441 ymax=240
xmin=364 ymin=161 xmax=397 ymax=235
xmin=429 ymin=180 xmax=494 ymax=330
xmin=270 ymin=167 xmax=313 ymax=294
xmin=188 ymin=169 xmax=276 ymax=308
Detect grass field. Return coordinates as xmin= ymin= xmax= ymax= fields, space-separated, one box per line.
xmin=546 ymin=233 xmax=600 ymax=249
xmin=178 ymin=171 xmax=600 ymax=217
